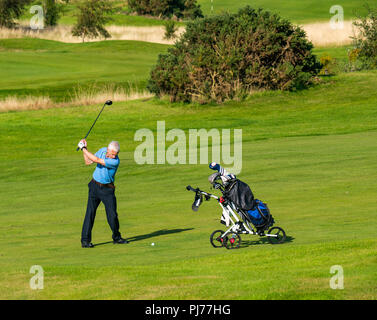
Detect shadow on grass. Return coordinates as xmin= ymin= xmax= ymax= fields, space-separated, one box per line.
xmin=128 ymin=228 xmax=194 ymax=242
xmin=239 ymin=235 xmax=295 ymax=248
xmin=93 ymin=228 xmax=194 ymax=246
xmin=93 ymin=241 xmax=114 ymax=247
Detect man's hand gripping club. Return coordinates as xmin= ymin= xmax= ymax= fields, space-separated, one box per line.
xmin=77 ymin=139 xmax=107 ymax=166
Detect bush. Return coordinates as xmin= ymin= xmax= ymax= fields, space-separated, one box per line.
xmin=148 ymin=6 xmax=322 ymax=103
xmin=352 ymin=4 xmax=377 ymax=69
xmin=319 ymin=55 xmax=338 ymax=76
xmin=346 ymin=48 xmax=364 ymax=72
xmin=128 ymin=0 xmax=203 ymax=20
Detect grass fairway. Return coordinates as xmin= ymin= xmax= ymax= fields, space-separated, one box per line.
xmin=0 ymin=39 xmax=168 ymax=102
xmin=1 ymin=64 xmax=377 ymax=299
xmin=20 ymin=0 xmax=367 ymax=26
xmin=199 ymin=0 xmax=367 ymax=23
xmin=0 ymin=38 xmax=354 ymax=106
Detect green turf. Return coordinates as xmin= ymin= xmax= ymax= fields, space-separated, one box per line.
xmin=20 ymin=0 xmax=368 ymax=27
xmin=0 ymin=37 xmax=355 ymax=103
xmin=21 ymin=0 xmax=185 ymax=27
xmin=0 ymin=60 xmax=376 ymax=299
xmin=198 ymin=0 xmax=368 ymax=23
xmin=0 ymin=38 xmax=168 ymax=101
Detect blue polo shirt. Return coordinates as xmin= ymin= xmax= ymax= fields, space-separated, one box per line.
xmin=92 ymin=147 xmax=119 ymax=184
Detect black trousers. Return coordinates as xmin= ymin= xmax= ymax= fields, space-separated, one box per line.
xmin=81 ymin=180 xmax=121 ymax=243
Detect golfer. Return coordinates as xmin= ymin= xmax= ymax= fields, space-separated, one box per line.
xmin=78 ymin=139 xmax=128 ymax=248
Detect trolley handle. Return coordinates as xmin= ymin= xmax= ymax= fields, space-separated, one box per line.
xmin=186 ymin=185 xmax=219 ymax=200
xmin=186 ymin=185 xmax=198 ymax=192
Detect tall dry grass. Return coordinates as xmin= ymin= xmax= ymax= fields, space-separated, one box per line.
xmin=0 ymin=96 xmax=53 ymax=112
xmin=69 ymin=83 xmax=153 ymax=106
xmin=107 ymin=25 xmax=185 ymax=44
xmin=0 ymin=25 xmax=184 ymax=44
xmin=0 ymin=21 xmax=355 ymax=46
xmin=0 ymin=25 xmax=78 ymax=42
xmin=0 ymin=85 xmax=153 ymax=112
xmin=301 ymin=20 xmax=355 ymax=47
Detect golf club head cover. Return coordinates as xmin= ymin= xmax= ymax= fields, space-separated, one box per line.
xmin=209 ymin=162 xmax=236 ymax=184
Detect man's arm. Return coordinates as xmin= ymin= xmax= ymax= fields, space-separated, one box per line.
xmin=78 ymin=139 xmax=94 ymax=165
xmin=78 ymin=139 xmax=105 ymax=166
xmin=83 ymin=149 xmax=94 ymax=165
xmin=82 ymin=148 xmax=106 ymax=166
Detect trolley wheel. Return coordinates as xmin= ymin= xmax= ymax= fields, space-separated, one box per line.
xmin=210 ymin=230 xmax=227 ymax=248
xmin=225 ymin=233 xmax=241 ymax=249
xmin=266 ymin=227 xmax=286 ymax=244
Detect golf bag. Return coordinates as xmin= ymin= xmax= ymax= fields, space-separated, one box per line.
xmin=223 ymin=178 xmax=254 ymax=211
xmin=245 ymin=199 xmax=274 ymax=230
xmin=224 ymin=178 xmax=274 ymax=231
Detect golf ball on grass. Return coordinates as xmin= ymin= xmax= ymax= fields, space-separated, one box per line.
xmin=151 ymin=243 xmax=155 ymax=246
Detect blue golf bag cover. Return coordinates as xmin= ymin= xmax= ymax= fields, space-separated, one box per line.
xmin=247 ymin=200 xmax=270 ymax=226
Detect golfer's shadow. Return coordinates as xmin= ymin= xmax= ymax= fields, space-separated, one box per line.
xmin=93 ymin=228 xmax=194 ymax=246
xmin=128 ymin=228 xmax=194 ymax=242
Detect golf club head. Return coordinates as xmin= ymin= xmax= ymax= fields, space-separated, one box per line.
xmin=105 ymin=100 xmax=113 ymax=106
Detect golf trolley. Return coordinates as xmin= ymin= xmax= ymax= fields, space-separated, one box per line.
xmin=186 ymin=178 xmax=286 ymax=249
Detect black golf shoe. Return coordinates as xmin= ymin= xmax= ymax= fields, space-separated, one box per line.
xmin=113 ymin=237 xmax=129 ymax=244
xmin=81 ymin=242 xmax=94 ymax=248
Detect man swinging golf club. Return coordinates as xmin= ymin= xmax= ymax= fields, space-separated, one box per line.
xmin=78 ymin=139 xmax=128 ymax=248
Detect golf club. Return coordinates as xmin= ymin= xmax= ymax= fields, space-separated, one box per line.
xmin=76 ymin=100 xmax=112 ymax=151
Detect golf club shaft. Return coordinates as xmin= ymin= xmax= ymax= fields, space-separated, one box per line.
xmin=76 ymin=102 xmax=107 ymax=151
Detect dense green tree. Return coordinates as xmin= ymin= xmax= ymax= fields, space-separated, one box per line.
xmin=0 ymin=0 xmax=32 ymax=28
xmin=44 ymin=0 xmax=62 ymax=27
xmin=72 ymin=0 xmax=114 ymax=42
xmin=128 ymin=0 xmax=203 ymax=19
xmin=163 ymin=20 xmax=178 ymax=40
xmin=352 ymin=4 xmax=377 ymax=68
xmin=148 ymin=6 xmax=321 ymax=103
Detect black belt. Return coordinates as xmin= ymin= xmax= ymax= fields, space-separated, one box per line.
xmin=91 ymin=179 xmax=115 ymax=189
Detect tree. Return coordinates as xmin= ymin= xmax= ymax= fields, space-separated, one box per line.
xmin=0 ymin=0 xmax=32 ymax=28
xmin=148 ymin=6 xmax=321 ymax=103
xmin=72 ymin=0 xmax=114 ymax=42
xmin=44 ymin=0 xmax=63 ymax=27
xmin=352 ymin=4 xmax=377 ymax=69
xmin=128 ymin=0 xmax=203 ymax=20
xmin=163 ymin=20 xmax=178 ymax=40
